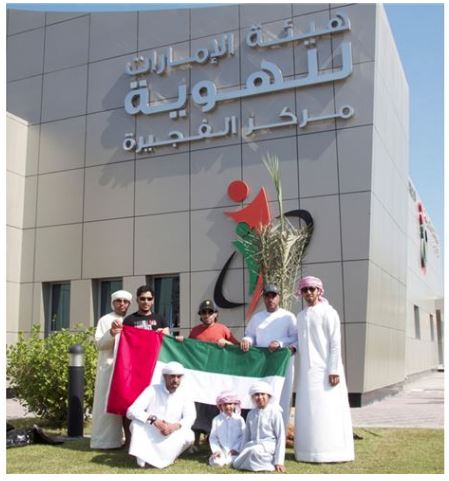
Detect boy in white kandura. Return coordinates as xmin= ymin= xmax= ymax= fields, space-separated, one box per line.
xmin=232 ymin=381 xmax=286 ymax=473
xmin=208 ymin=391 xmax=245 ymax=467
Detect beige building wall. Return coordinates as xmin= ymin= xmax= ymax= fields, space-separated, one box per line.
xmin=405 ymin=181 xmax=443 ymax=374
xmin=362 ymin=5 xmax=410 ymax=393
xmin=6 ymin=113 xmax=31 ymax=343
xmin=6 ymin=4 xmax=443 ymax=402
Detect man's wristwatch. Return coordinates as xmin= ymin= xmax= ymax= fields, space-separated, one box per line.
xmin=148 ymin=415 xmax=157 ymax=424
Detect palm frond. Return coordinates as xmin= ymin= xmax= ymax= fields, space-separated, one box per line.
xmin=238 ymin=153 xmax=313 ymax=311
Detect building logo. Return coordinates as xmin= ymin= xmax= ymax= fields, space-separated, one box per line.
xmin=417 ymin=202 xmax=428 ymax=273
xmin=214 ymin=180 xmax=313 ymax=318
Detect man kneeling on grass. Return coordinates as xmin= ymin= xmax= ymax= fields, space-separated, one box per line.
xmin=126 ymin=362 xmax=196 ymax=468
xmin=232 ymin=381 xmax=286 ymax=473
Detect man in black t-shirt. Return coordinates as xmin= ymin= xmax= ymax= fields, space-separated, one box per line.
xmin=123 ymin=285 xmax=169 ymax=333
xmin=121 ymin=285 xmax=169 ymax=446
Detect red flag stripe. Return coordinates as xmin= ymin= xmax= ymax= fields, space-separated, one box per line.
xmin=107 ymin=326 xmax=163 ymax=415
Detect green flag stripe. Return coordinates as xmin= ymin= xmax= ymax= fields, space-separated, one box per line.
xmin=159 ymin=335 xmax=291 ymax=378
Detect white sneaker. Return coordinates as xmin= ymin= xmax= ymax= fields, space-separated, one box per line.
xmin=136 ymin=457 xmax=146 ymax=468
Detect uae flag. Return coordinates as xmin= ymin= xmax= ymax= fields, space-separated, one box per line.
xmin=107 ymin=325 xmax=291 ymax=414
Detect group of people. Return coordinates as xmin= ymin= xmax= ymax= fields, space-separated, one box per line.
xmin=90 ymin=277 xmax=354 ymax=471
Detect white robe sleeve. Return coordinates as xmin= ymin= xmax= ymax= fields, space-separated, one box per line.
xmin=95 ymin=315 xmax=116 ymax=351
xmin=231 ymin=417 xmax=246 ymax=452
xmin=242 ymin=315 xmax=257 ymax=345
xmin=179 ymin=396 xmax=196 ymax=429
xmin=272 ymin=409 xmax=286 ymax=466
xmin=126 ymin=385 xmax=155 ymax=423
xmin=208 ymin=417 xmax=221 ymax=452
xmin=326 ymin=308 xmax=341 ymax=374
xmin=238 ymin=414 xmax=252 ymax=451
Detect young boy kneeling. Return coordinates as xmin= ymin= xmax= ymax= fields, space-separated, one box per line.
xmin=209 ymin=391 xmax=245 ymax=466
xmin=232 ymin=381 xmax=286 ymax=473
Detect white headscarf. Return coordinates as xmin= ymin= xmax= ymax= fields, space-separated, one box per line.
xmin=249 ymin=381 xmax=273 ymax=397
xmin=162 ymin=362 xmax=185 ymax=376
xmin=110 ymin=290 xmax=132 ymax=309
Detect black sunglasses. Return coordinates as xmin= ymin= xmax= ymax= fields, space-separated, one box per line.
xmin=301 ymin=287 xmax=317 ymax=293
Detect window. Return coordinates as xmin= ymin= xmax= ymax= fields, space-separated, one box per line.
xmin=147 ymin=275 xmax=180 ymax=331
xmin=436 ymin=309 xmax=444 ymax=364
xmin=430 ymin=314 xmax=435 ymax=342
xmin=45 ymin=282 xmax=71 ymax=333
xmin=414 ymin=305 xmax=421 ymax=339
xmin=96 ymin=278 xmax=123 ymax=320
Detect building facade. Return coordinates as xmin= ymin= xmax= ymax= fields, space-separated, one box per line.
xmin=6 ymin=3 xmax=443 ymax=405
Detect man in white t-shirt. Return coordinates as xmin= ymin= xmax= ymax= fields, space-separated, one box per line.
xmin=240 ymin=284 xmax=297 ymax=429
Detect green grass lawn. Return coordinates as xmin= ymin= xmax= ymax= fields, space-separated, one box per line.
xmin=6 ymin=419 xmax=444 ymax=474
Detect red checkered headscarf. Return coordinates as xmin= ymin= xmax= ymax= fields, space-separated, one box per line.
xmin=296 ymin=276 xmax=327 ymax=303
xmin=216 ymin=391 xmax=241 ymax=414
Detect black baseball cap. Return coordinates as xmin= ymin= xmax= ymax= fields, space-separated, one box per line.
xmin=198 ymin=299 xmax=218 ymax=314
xmin=263 ymin=284 xmax=280 ymax=295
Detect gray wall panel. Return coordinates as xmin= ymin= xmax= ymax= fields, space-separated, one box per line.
xmin=42 ymin=66 xmax=88 ymax=122
xmin=7 ymin=28 xmax=45 ymax=81
xmin=39 ymin=116 xmax=86 ymax=173
xmin=89 ymin=12 xmax=138 ymax=62
xmin=7 ymin=76 xmax=43 ymax=124
xmin=135 ymin=152 xmax=189 ymax=216
xmin=7 ymin=9 xmax=45 ymax=35
xmin=44 ymin=16 xmax=89 ymax=72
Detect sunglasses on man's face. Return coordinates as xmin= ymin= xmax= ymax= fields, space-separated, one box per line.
xmin=200 ymin=309 xmax=214 ymax=315
xmin=139 ymin=296 xmax=153 ymax=301
xmin=301 ymin=287 xmax=317 ymax=293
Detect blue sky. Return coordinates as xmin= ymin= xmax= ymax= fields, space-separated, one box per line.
xmin=384 ymin=3 xmax=444 ymax=249
xmin=6 ymin=2 xmax=445 ymax=246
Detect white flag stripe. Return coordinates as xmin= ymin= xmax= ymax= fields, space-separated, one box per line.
xmin=153 ymin=360 xmax=285 ymax=409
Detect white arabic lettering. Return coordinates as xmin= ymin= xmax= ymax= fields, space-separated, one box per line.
xmin=126 ymin=34 xmax=235 ymax=76
xmin=122 ymin=116 xmax=239 ymax=153
xmin=299 ymin=104 xmax=354 ymax=128
xmin=246 ymin=12 xmax=351 ymax=48
xmin=192 ymin=42 xmax=352 ymax=112
xmin=124 ymin=80 xmax=188 ymax=116
xmin=244 ymin=104 xmax=354 ymax=135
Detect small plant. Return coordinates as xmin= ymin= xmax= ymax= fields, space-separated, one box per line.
xmin=6 ymin=324 xmax=97 ymax=426
xmin=238 ymin=154 xmax=313 ymax=311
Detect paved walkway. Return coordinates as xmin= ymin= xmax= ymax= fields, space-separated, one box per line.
xmin=7 ymin=371 xmax=444 ymax=428
xmin=350 ymin=370 xmax=444 ymax=429
xmin=6 ymin=398 xmax=35 ymax=421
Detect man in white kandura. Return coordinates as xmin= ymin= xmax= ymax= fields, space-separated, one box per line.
xmin=126 ymin=361 xmax=196 ymax=469
xmin=240 ymin=284 xmax=297 ymax=429
xmin=294 ymin=276 xmax=354 ymax=463
xmin=90 ymin=289 xmax=132 ymax=449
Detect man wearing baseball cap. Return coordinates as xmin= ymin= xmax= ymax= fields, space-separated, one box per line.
xmin=176 ymin=299 xmax=239 ymax=450
xmin=240 ymin=284 xmax=297 ymax=429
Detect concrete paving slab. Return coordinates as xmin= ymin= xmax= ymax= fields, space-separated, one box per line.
xmin=350 ymin=371 xmax=444 ymax=429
